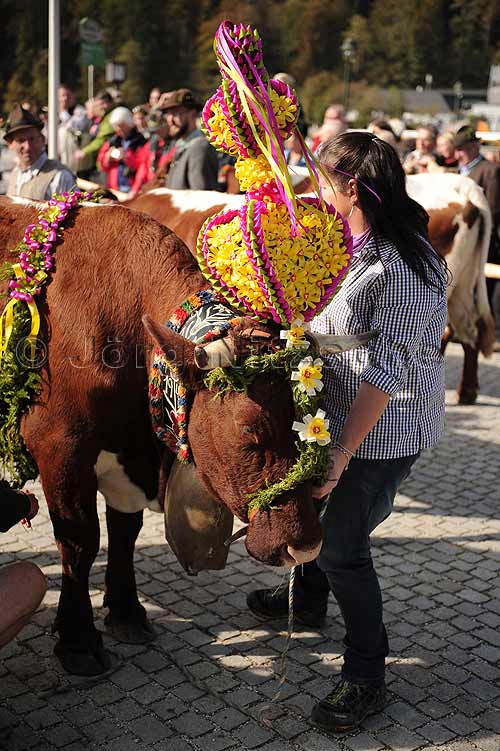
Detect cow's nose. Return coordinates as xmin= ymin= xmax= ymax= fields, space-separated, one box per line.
xmin=285 ymin=542 xmax=321 ymax=567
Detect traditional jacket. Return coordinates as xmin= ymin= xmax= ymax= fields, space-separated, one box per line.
xmin=7 ymin=152 xmax=75 ymax=200
xmin=165 ymin=130 xmax=219 ymax=191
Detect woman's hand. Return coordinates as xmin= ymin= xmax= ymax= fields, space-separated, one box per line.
xmin=20 ymin=491 xmax=39 ymax=520
xmin=312 ymin=448 xmax=349 ymax=499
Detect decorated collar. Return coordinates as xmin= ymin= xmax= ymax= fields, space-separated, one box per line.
xmin=149 ymin=290 xmax=235 ymax=461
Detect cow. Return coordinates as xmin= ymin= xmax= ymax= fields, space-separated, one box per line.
xmin=127 ymin=174 xmax=496 ymax=404
xmin=0 ymin=195 xmax=357 ymax=676
xmin=407 ymin=173 xmax=495 ymax=404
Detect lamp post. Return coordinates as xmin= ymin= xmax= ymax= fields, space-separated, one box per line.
xmin=341 ymin=37 xmax=355 ymax=113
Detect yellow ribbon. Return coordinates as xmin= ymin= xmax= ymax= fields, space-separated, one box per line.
xmin=0 ymin=264 xmax=45 ymax=363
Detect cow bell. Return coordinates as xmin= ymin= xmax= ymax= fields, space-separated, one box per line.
xmin=163 ymin=459 xmax=234 ymax=574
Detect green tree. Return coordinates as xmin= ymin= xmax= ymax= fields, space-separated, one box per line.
xmin=449 ymin=0 xmax=493 ymax=86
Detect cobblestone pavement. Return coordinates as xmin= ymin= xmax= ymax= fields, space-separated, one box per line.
xmin=1 ymin=342 xmax=499 ymax=751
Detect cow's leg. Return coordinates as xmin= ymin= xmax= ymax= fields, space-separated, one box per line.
xmin=32 ymin=440 xmax=111 ymax=676
xmin=103 ymin=506 xmax=155 ymax=644
xmin=458 ymin=343 xmax=479 ymax=405
xmin=441 ymin=324 xmax=453 ymax=355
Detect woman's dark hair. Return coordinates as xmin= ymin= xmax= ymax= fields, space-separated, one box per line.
xmin=318 ymin=131 xmax=447 ymax=291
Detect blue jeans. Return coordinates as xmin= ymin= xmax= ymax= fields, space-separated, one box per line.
xmin=296 ymin=454 xmax=419 ymax=686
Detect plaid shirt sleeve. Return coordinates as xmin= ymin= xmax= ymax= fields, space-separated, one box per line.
xmin=361 ymin=261 xmax=443 ymax=395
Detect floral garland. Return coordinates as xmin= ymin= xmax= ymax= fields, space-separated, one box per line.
xmin=203 ymin=323 xmax=331 ymax=516
xmin=0 ymin=190 xmax=97 ymax=485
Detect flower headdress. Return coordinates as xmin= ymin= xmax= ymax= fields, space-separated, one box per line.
xmin=197 ymin=20 xmax=353 ymax=326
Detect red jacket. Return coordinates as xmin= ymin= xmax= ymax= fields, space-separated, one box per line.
xmin=97 ymin=128 xmax=146 ymax=194
xmin=135 ymin=137 xmax=177 ymax=187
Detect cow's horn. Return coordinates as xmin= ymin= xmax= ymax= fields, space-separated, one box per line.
xmin=194 ymin=338 xmax=235 ymax=370
xmin=310 ymin=330 xmax=378 ymax=354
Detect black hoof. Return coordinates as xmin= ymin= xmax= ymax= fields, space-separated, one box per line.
xmin=104 ymin=613 xmax=156 ymax=644
xmin=54 ymin=638 xmax=112 ymax=676
xmin=458 ymin=390 xmax=478 ymax=405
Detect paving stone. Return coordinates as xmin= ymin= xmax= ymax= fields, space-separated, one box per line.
xmin=377 ymin=725 xmax=429 ymax=751
xmin=172 ymin=710 xmax=215 ymax=737
xmin=343 ymin=732 xmax=385 ymax=750
xmin=212 ymin=707 xmax=248 ymax=731
xmin=384 ymin=702 xmax=427 ymax=729
xmin=416 ymin=720 xmax=456 ymax=744
xmin=128 ymin=714 xmax=170 ymax=742
xmin=295 ymin=730 xmax=343 ymax=750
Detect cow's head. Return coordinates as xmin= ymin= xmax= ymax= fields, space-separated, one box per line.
xmin=143 ymin=315 xmax=370 ymax=567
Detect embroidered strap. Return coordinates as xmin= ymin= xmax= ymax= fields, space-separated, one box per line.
xmin=149 ymin=290 xmax=236 ymax=462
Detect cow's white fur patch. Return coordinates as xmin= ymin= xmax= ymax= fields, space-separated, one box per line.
xmin=406 ymin=173 xmax=486 ymax=211
xmin=95 ymin=451 xmax=162 ymax=514
xmin=8 ymin=196 xmax=38 ymax=207
xmin=150 ymin=188 xmax=244 ymax=212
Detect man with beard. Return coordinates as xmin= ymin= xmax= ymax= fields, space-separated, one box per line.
xmin=158 ymin=89 xmax=219 ymax=191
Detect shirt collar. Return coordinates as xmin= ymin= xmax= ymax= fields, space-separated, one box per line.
xmin=459 ymin=154 xmax=483 ymax=175
xmin=20 ymin=151 xmax=48 ymax=174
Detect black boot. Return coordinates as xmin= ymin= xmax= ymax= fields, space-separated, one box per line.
xmin=311 ymin=679 xmax=386 ymax=732
xmin=246 ymin=582 xmax=328 ymax=627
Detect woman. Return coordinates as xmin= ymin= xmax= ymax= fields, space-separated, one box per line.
xmin=247 ymin=132 xmax=447 ymax=732
xmin=436 ymin=131 xmax=459 ymax=170
xmin=97 ymin=106 xmax=146 ymax=198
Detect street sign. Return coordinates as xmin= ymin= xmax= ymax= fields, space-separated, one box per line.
xmin=79 ymin=18 xmax=105 ymax=68
xmin=79 ymin=17 xmax=101 ymax=43
xmin=79 ymin=40 xmax=105 ymax=67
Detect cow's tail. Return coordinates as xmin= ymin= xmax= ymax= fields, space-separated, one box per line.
xmin=459 ymin=178 xmax=496 ymax=357
xmin=475 ymin=197 xmax=496 ymax=357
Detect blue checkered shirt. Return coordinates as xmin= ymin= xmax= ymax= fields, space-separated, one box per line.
xmin=311 ymin=235 xmax=447 ymax=459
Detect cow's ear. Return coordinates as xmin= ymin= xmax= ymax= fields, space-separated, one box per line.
xmin=142 ymin=315 xmax=201 ymax=385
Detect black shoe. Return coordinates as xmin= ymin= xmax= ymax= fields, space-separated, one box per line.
xmin=311 ymin=679 xmax=386 ymax=733
xmin=246 ymin=584 xmax=328 ymax=627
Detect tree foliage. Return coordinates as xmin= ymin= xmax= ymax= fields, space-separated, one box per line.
xmin=0 ymin=0 xmax=499 ymax=115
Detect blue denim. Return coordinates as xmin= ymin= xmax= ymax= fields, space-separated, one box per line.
xmin=296 ymin=454 xmax=419 ymax=685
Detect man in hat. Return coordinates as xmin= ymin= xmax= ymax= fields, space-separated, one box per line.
xmin=455 ymin=124 xmax=500 ymax=338
xmin=4 ymin=104 xmax=76 ymax=200
xmin=157 ymin=88 xmax=219 ymax=191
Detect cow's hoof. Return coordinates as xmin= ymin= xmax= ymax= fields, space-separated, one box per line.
xmin=104 ymin=613 xmax=156 ymax=644
xmin=458 ymin=390 xmax=478 ymax=405
xmin=54 ymin=639 xmax=112 ymax=676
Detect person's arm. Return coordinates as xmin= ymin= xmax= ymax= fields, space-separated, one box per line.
xmin=81 ymin=116 xmax=114 ymax=159
xmin=313 ymin=384 xmax=390 ymax=496
xmin=313 ymin=260 xmax=444 ymax=497
xmin=0 ymin=483 xmax=31 ymax=532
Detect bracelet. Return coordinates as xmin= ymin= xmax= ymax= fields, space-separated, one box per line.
xmin=333 ymin=441 xmax=355 ymax=468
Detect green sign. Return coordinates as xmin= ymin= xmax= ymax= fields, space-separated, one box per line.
xmin=79 ymin=40 xmax=105 ymax=68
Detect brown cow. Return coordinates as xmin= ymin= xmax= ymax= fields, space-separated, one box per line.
xmin=0 ymin=195 xmax=336 ymax=676
xmin=128 ymin=177 xmax=496 ymax=404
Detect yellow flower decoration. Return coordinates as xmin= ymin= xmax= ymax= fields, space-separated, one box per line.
xmin=201 ymin=199 xmax=351 ymax=322
xmin=292 ymin=409 xmax=331 ymax=446
xmin=291 ymin=356 xmax=324 ymax=395
xmin=269 ymin=89 xmax=298 ymax=137
xmin=235 ymin=156 xmax=275 ymax=191
xmin=206 ymin=100 xmax=239 ymax=155
xmin=280 ymin=317 xmax=309 ymax=348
